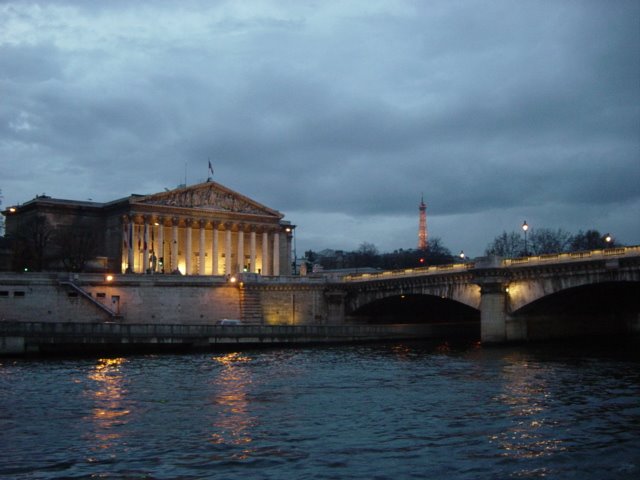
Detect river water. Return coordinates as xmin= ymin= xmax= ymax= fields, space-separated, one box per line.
xmin=1 ymin=339 xmax=639 ymax=479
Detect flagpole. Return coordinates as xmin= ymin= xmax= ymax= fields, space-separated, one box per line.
xmin=207 ymin=158 xmax=214 ymax=181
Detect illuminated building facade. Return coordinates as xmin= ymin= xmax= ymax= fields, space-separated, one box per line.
xmin=2 ymin=181 xmax=294 ymax=276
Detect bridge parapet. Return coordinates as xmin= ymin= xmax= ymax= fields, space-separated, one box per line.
xmin=503 ymin=246 xmax=639 ymax=267
xmin=342 ymin=262 xmax=475 ymax=282
xmin=339 ymin=246 xmax=640 ymax=284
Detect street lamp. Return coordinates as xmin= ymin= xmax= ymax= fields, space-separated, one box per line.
xmin=522 ymin=221 xmax=529 ymax=256
xmin=285 ymin=225 xmax=297 ymax=274
xmin=604 ymin=233 xmax=612 ymax=245
xmin=459 ymin=250 xmax=465 ymax=260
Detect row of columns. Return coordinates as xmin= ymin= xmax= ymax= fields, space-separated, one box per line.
xmin=122 ymin=216 xmax=289 ymax=276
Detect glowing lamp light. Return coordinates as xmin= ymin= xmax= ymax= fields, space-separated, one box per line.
xmin=105 ymin=274 xmax=114 ymax=282
xmin=522 ymin=220 xmax=529 ymax=256
xmin=229 ymin=276 xmax=237 ymax=283
xmin=604 ymin=233 xmax=612 ymax=243
xmin=9 ymin=207 xmax=17 ymax=213
xmin=459 ymin=250 xmax=465 ymax=259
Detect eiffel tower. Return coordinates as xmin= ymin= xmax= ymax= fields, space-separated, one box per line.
xmin=418 ymin=194 xmax=428 ymax=250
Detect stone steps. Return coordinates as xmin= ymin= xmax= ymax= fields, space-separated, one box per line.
xmin=240 ymin=288 xmax=263 ymax=324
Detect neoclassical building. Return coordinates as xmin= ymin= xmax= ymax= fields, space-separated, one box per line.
xmin=3 ymin=181 xmax=294 ymax=276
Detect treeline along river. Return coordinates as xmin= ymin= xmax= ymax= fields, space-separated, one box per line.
xmin=1 ymin=338 xmax=639 ymax=479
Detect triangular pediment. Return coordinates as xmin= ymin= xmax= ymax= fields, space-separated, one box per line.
xmin=133 ymin=181 xmax=283 ymax=218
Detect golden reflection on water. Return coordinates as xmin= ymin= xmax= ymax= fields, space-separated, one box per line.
xmin=491 ymin=355 xmax=566 ymax=465
xmin=209 ymin=353 xmax=257 ymax=458
xmin=85 ymin=357 xmax=130 ymax=451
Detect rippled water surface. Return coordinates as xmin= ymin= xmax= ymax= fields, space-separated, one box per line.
xmin=1 ymin=339 xmax=639 ymax=479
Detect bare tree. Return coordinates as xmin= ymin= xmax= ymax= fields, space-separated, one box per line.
xmin=485 ymin=231 xmax=524 ymax=257
xmin=528 ymin=228 xmax=572 ymax=254
xmin=353 ymin=242 xmax=379 ymax=267
xmin=14 ymin=215 xmax=55 ymax=271
xmin=569 ymin=230 xmax=617 ymax=251
xmin=54 ymin=222 xmax=99 ymax=272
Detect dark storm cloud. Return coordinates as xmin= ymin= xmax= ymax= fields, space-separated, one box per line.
xmin=1 ymin=0 xmax=638 ymax=254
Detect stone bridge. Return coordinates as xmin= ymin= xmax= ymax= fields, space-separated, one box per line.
xmin=337 ymin=246 xmax=640 ymax=343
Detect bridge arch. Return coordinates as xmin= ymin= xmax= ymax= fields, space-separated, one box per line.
xmin=507 ymin=269 xmax=640 ymax=312
xmin=344 ymin=281 xmax=480 ymax=324
xmin=508 ymin=280 xmax=640 ymax=339
xmin=348 ymin=293 xmax=480 ymax=324
xmin=511 ymin=281 xmax=640 ymax=316
xmin=346 ymin=282 xmax=480 ymax=312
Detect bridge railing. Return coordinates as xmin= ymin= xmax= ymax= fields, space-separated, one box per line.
xmin=503 ymin=245 xmax=639 ymax=267
xmin=342 ymin=262 xmax=475 ymax=282
xmin=340 ymin=245 xmax=639 ymax=282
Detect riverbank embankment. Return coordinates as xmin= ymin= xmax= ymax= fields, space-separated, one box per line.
xmin=0 ymin=321 xmax=479 ymax=355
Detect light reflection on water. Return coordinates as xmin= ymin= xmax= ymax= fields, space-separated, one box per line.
xmin=0 ymin=339 xmax=639 ymax=479
xmin=209 ymin=353 xmax=256 ymax=455
xmin=492 ymin=358 xmax=566 ymax=463
xmin=85 ymin=357 xmax=130 ymax=452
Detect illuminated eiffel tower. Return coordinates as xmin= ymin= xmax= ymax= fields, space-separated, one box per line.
xmin=418 ymin=194 xmax=428 ymax=250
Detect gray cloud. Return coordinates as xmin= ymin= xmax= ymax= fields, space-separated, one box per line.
xmin=1 ymin=0 xmax=638 ymax=256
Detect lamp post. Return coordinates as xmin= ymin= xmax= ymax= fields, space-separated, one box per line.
xmin=459 ymin=250 xmax=465 ymax=261
xmin=522 ymin=221 xmax=529 ymax=256
xmin=285 ymin=226 xmax=297 ymax=275
xmin=604 ymin=233 xmax=612 ymax=246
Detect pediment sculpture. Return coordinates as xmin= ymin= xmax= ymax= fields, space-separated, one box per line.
xmin=136 ymin=182 xmax=282 ymax=217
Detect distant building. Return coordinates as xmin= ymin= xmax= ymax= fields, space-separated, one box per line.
xmin=1 ymin=181 xmax=294 ymax=275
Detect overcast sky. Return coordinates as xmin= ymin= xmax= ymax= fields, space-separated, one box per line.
xmin=1 ymin=0 xmax=639 ymax=257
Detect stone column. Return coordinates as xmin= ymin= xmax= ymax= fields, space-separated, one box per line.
xmin=272 ymin=230 xmax=280 ymax=276
xmin=124 ymin=216 xmax=134 ymax=273
xmin=473 ymin=257 xmax=517 ymax=344
xmin=250 ymin=229 xmax=257 ymax=273
xmin=134 ymin=223 xmax=141 ymax=272
xmin=479 ymin=282 xmax=509 ymax=343
xmin=185 ymin=219 xmax=193 ymax=275
xmin=143 ymin=217 xmax=150 ymax=274
xmin=199 ymin=220 xmax=206 ymax=275
xmin=325 ymin=290 xmax=347 ymax=324
xmin=171 ymin=218 xmax=179 ymax=273
xmin=157 ymin=219 xmax=164 ymax=273
xmin=237 ymin=226 xmax=245 ymax=273
xmin=262 ymin=231 xmax=269 ymax=275
xmin=211 ymin=222 xmax=219 ymax=275
xmin=225 ymin=224 xmax=232 ymax=275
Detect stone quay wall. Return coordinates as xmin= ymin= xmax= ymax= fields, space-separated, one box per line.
xmin=0 ymin=272 xmax=477 ymax=355
xmin=0 ymin=272 xmax=335 ymax=326
xmin=0 ymin=273 xmax=242 ymax=324
xmin=0 ymin=322 xmax=475 ymax=355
